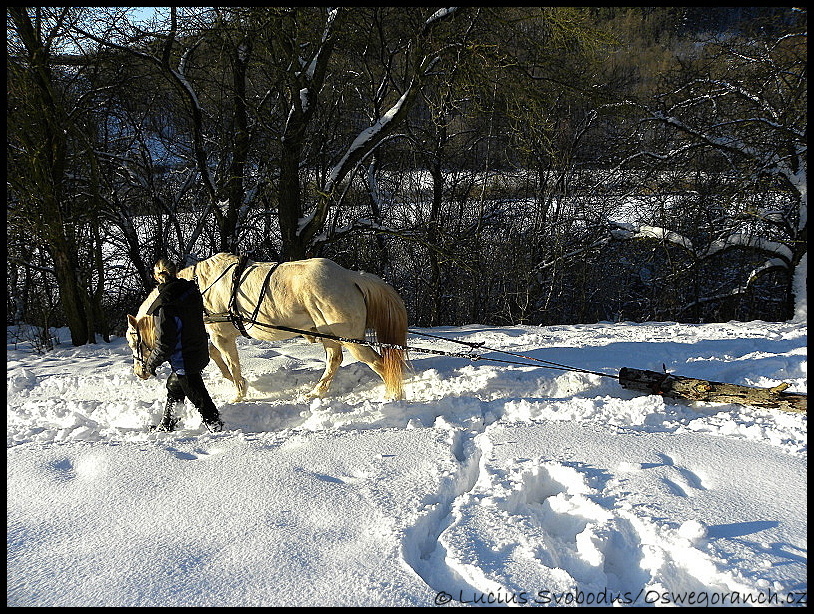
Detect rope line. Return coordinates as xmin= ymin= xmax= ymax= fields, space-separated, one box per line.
xmin=192 ymin=258 xmax=614 ymax=379
xmin=203 ymin=313 xmax=616 ymax=379
xmin=408 ymin=329 xmax=616 ymax=379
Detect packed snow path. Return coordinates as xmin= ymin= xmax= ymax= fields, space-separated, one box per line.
xmin=7 ymin=320 xmax=807 ymax=606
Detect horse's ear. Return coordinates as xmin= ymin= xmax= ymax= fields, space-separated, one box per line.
xmin=127 ymin=314 xmax=138 ymax=328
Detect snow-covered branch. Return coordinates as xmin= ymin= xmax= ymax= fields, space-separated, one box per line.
xmin=296 ymin=8 xmax=467 ymax=251
xmin=610 ymin=221 xmax=794 ymax=264
xmin=325 ymin=89 xmax=412 ymax=193
xmin=677 ymin=257 xmax=790 ymax=315
xmin=423 ymin=7 xmax=459 ymax=29
xmin=702 ymin=233 xmax=793 ymax=262
xmin=610 ymin=223 xmax=694 ymax=251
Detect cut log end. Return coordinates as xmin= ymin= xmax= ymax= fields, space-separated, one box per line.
xmin=618 ymin=367 xmax=807 ymax=414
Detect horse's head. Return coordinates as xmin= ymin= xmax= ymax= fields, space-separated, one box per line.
xmin=126 ymin=314 xmax=155 ymax=380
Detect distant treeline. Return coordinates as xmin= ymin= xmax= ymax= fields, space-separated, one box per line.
xmin=7 ymin=7 xmax=806 ymax=344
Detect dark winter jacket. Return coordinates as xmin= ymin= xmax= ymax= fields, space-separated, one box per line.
xmin=144 ymin=278 xmax=210 ymax=375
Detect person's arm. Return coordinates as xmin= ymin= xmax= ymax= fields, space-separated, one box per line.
xmin=144 ymin=307 xmax=178 ymax=374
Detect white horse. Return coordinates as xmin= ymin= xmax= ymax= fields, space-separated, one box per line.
xmin=126 ymin=253 xmax=408 ymax=401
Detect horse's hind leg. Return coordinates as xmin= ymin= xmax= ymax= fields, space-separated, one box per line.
xmin=307 ymin=340 xmax=343 ymax=398
xmin=343 ymin=343 xmax=389 ymax=394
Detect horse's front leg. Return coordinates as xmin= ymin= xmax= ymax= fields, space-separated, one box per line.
xmin=209 ymin=329 xmax=247 ymax=402
xmin=208 ymin=342 xmax=233 ymax=382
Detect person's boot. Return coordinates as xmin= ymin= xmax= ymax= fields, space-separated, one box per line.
xmin=199 ymin=408 xmax=224 ymax=432
xmin=151 ymin=398 xmax=181 ymax=432
xmin=197 ymin=396 xmax=223 ymax=432
xmin=202 ymin=414 xmax=224 ymax=432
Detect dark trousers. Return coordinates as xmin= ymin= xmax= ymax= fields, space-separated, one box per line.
xmin=166 ymin=371 xmax=219 ymax=420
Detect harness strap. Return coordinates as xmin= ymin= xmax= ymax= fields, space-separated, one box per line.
xmin=246 ymin=262 xmax=280 ymax=328
xmin=229 ymin=256 xmax=252 ymax=338
xmin=199 ymin=261 xmax=238 ymax=296
xmin=227 ymin=256 xmax=281 ymax=339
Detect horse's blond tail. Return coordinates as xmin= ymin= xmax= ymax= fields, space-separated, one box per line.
xmin=355 ymin=276 xmax=408 ymax=399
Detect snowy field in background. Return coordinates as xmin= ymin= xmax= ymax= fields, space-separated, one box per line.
xmin=7 ymin=318 xmax=807 ymax=607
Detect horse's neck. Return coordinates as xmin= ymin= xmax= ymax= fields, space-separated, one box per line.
xmin=137 ymin=288 xmax=160 ymax=318
xmin=197 ymin=263 xmax=239 ymax=314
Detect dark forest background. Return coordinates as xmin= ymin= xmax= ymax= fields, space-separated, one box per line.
xmin=7 ymin=7 xmax=807 ymax=347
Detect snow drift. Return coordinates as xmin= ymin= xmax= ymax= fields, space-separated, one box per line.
xmin=7 ymin=319 xmax=807 ymax=606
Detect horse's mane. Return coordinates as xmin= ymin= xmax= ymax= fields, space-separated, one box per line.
xmin=178 ymin=253 xmax=245 ymax=282
xmin=133 ymin=287 xmax=159 ymax=348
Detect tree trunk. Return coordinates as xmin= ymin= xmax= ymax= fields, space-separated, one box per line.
xmin=9 ymin=7 xmax=90 ymax=345
xmin=50 ymin=244 xmax=90 ymax=346
xmin=221 ymin=36 xmax=251 ymax=254
xmin=427 ymin=162 xmax=445 ymax=326
xmin=278 ymin=145 xmax=306 ymax=260
xmin=618 ymin=367 xmax=806 ymax=413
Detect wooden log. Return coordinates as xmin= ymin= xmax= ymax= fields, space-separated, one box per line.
xmin=618 ymin=367 xmax=807 ymax=414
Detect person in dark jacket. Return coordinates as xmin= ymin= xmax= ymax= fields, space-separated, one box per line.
xmin=145 ymin=258 xmax=224 ymax=432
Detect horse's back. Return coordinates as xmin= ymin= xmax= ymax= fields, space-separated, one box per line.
xmin=185 ymin=253 xmax=372 ymax=283
xmin=278 ymin=258 xmax=372 ymax=307
xmin=282 ymin=257 xmax=361 ymax=279
xmin=181 ymin=252 xmax=396 ymax=321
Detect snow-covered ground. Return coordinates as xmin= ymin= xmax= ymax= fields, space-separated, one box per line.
xmin=7 ymin=319 xmax=807 ymax=607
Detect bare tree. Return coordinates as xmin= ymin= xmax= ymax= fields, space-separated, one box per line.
xmin=260 ymin=7 xmax=471 ymax=260
xmin=8 ymin=7 xmax=92 ymax=344
xmin=612 ymin=17 xmax=806 ymax=320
